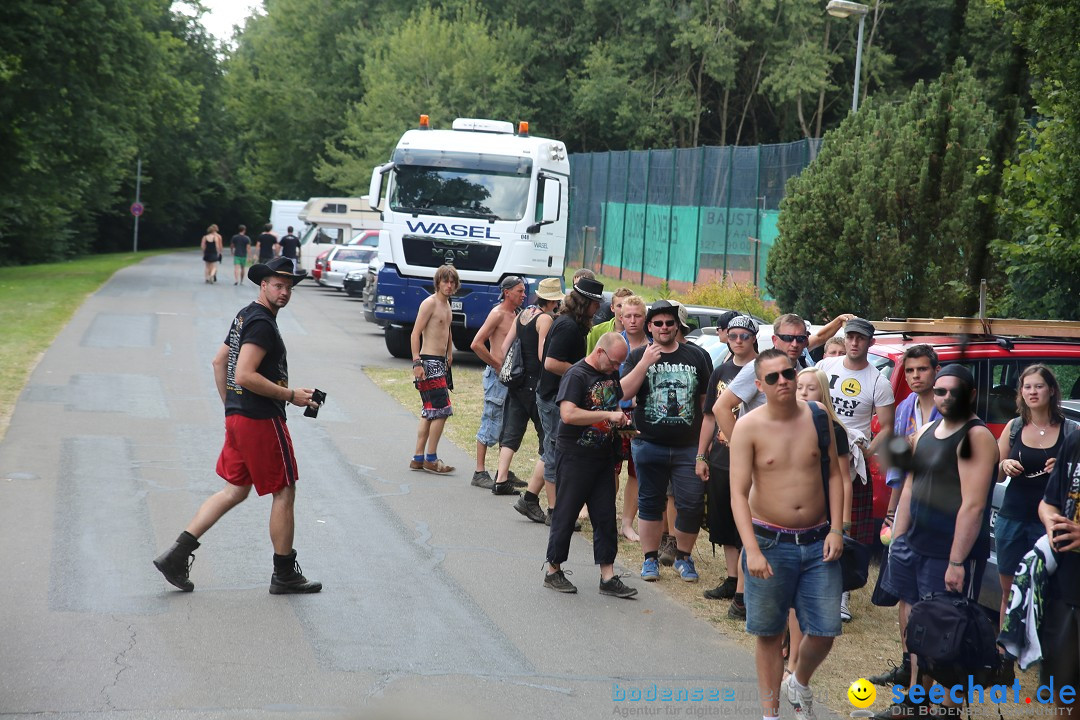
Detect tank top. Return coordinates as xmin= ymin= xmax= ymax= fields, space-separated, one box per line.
xmin=907 ymin=418 xmax=993 ymax=561
xmin=516 ymin=309 xmax=549 ymax=390
xmin=1000 ymin=424 xmax=1065 ymax=523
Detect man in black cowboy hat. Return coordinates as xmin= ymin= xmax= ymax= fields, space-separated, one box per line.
xmin=153 ymin=257 xmax=323 ymax=595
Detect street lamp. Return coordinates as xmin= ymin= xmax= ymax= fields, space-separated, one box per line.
xmin=827 ymin=0 xmax=870 ymax=113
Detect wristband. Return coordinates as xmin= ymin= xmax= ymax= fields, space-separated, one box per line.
xmin=829 ymin=528 xmax=844 ymax=536
xmin=289 ymin=389 xmax=295 ymax=404
xmin=412 ymin=359 xmax=423 ymax=368
xmin=695 ymin=454 xmax=707 ymax=462
xmin=948 ymin=560 xmax=964 ymax=567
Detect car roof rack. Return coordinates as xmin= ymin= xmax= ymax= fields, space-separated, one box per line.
xmin=872 ymin=317 xmax=1080 ymax=340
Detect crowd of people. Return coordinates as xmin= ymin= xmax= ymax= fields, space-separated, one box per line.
xmin=157 ymin=257 xmax=1080 ymax=720
xmin=200 ymin=223 xmax=302 ymax=285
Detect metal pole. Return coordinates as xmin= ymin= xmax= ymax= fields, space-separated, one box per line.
xmin=692 ymin=145 xmax=707 ymax=284
xmin=664 ymin=151 xmax=677 ymax=285
xmin=618 ymin=151 xmax=631 ymax=281
xmin=640 ymin=149 xmax=652 ymax=286
xmin=133 ymin=157 xmax=142 ymax=252
xmin=852 ymin=14 xmax=866 ymax=113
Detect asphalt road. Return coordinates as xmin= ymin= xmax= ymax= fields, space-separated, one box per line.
xmin=0 ymin=251 xmax=839 ymax=719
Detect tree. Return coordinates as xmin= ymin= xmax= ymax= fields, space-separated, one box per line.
xmin=766 ymin=61 xmax=996 ymax=320
xmin=317 ymin=2 xmax=529 ymax=193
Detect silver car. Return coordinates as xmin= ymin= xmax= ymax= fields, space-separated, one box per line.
xmin=318 ymin=246 xmax=376 ymax=290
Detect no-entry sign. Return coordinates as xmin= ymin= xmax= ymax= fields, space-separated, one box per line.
xmin=130 ymin=202 xmax=144 ymax=217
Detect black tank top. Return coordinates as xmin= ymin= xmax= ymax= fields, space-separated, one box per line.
xmin=1000 ymin=424 xmax=1065 ymax=523
xmin=907 ymin=418 xmax=992 ymax=560
xmin=516 ymin=309 xmax=549 ymax=389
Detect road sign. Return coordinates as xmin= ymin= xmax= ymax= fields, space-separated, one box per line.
xmin=130 ymin=202 xmax=144 ymax=217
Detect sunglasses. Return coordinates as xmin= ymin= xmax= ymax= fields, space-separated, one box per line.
xmin=728 ymin=332 xmax=754 ymax=342
xmin=652 ymin=319 xmax=677 ymax=328
xmin=776 ymin=333 xmax=809 ymax=344
xmin=763 ymin=367 xmax=797 ymax=385
xmin=933 ymin=387 xmax=963 ymax=398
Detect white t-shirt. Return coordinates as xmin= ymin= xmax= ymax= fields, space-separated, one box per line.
xmin=816 ymin=356 xmax=895 ymax=437
xmin=727 ymin=355 xmax=810 ymax=416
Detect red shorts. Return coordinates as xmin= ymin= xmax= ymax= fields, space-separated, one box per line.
xmin=216 ymin=415 xmax=298 ymax=496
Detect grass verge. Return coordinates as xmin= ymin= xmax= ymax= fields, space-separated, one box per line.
xmin=0 ymin=250 xmax=174 ymax=440
xmin=364 ymin=361 xmax=1043 ymax=718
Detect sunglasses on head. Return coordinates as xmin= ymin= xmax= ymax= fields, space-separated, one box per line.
xmin=652 ymin=319 xmax=677 ymax=328
xmin=776 ymin=333 xmax=809 ymax=344
xmin=728 ymin=332 xmax=754 ymax=342
xmin=763 ymin=367 xmax=797 ymax=385
xmin=933 ymin=387 xmax=963 ymax=398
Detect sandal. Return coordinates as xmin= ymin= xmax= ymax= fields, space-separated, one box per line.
xmin=423 ymin=459 xmax=455 ymax=474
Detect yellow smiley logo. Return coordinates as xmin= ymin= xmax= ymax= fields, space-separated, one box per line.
xmin=841 ymin=378 xmax=862 ymax=397
xmin=848 ymin=678 xmax=876 ymax=708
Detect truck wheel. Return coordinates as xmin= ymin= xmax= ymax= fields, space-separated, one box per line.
xmin=452 ymin=328 xmax=478 ymax=354
xmin=385 ymin=325 xmax=412 ymax=359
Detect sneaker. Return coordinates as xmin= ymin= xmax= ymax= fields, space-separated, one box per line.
xmin=727 ymin=597 xmax=746 ymax=619
xmin=507 ymin=470 xmax=527 ymax=489
xmin=269 ymin=559 xmax=322 ymax=595
xmin=840 ymin=590 xmax=853 ymax=623
xmin=658 ymin=534 xmax=677 ymax=566
xmin=673 ymin=556 xmax=699 ymax=582
xmin=599 ymin=575 xmax=638 ymax=599
xmin=514 ymin=494 xmax=546 ymax=523
xmin=873 ymin=695 xmax=922 ymax=719
xmin=544 ymin=569 xmax=577 ymax=593
xmin=544 ymin=508 xmax=580 ymax=530
xmin=491 ymin=480 xmax=519 ymax=496
xmin=868 ymin=659 xmax=911 ymax=687
xmin=703 ymin=576 xmax=737 ymax=600
xmin=471 ymin=470 xmax=494 ymax=489
xmin=641 ymin=557 xmax=660 ymax=581
xmin=785 ymin=671 xmax=815 ymax=719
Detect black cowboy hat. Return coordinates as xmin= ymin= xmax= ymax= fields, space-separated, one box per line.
xmin=248 ymin=257 xmax=308 ymax=286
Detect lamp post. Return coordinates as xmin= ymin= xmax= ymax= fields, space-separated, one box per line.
xmin=826 ymin=0 xmax=870 ymax=113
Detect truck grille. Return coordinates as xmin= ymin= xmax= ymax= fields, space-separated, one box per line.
xmin=402 ymin=235 xmax=500 ymax=272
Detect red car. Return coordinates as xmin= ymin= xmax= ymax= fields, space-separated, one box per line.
xmin=311 ymin=248 xmax=332 ymax=283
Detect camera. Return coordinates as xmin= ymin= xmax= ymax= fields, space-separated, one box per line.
xmin=304 ymin=389 xmax=326 ymax=418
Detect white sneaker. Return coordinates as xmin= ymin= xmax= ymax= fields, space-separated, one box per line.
xmin=840 ymin=590 xmax=853 ymax=623
xmin=786 ymin=672 xmax=815 ymax=719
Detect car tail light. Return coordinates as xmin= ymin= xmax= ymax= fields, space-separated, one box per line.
xmin=325 ymin=261 xmax=331 ymax=272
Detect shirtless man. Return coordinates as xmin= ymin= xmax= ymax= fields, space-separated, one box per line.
xmin=470 ymin=276 xmax=527 ymax=493
xmin=729 ymin=348 xmax=844 ymax=720
xmin=409 ymin=264 xmax=459 ymax=474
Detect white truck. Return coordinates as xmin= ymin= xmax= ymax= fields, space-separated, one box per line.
xmin=296 ymin=196 xmax=381 ymax=247
xmin=269 ymin=199 xmax=307 ymax=240
xmin=367 ymin=116 xmax=569 ymax=357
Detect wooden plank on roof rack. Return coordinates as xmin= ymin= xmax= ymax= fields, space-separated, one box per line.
xmin=872 ymin=317 xmax=1080 ymax=339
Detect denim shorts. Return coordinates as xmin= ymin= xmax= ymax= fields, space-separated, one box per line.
xmin=537 ymin=393 xmax=561 ymax=484
xmin=631 ymin=440 xmax=703 ymax=532
xmin=476 ymin=366 xmax=507 ymax=447
xmin=879 ymin=534 xmax=983 ymax=605
xmin=742 ymin=532 xmax=843 ymax=637
xmin=994 ymin=516 xmax=1045 ymax=577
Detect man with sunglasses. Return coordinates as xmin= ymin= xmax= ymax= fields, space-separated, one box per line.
xmin=876 ymin=365 xmax=997 ymax=718
xmin=729 ymin=348 xmax=845 ymax=720
xmin=816 ymin=317 xmax=895 ymax=622
xmin=620 ymin=300 xmax=713 ymax=583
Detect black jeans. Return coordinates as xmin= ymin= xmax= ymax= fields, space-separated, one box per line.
xmin=499 ymin=385 xmax=544 ymax=452
xmin=546 ymin=450 xmax=618 ymax=566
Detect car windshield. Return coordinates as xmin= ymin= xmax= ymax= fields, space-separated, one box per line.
xmin=389 ymin=149 xmax=532 ymax=221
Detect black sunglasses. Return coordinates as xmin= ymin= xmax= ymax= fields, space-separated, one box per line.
xmin=763 ymin=367 xmax=797 ymax=385
xmin=776 ymin=333 xmax=809 ymax=344
xmin=933 ymin=387 xmax=963 ymax=398
xmin=728 ymin=332 xmax=754 ymax=342
xmin=652 ymin=319 xmax=677 ymax=327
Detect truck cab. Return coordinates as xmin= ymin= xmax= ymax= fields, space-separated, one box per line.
xmin=368 ymin=116 xmax=569 ymax=358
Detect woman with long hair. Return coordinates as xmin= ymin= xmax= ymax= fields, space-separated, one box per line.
xmin=201 ymin=224 xmax=222 ymax=283
xmin=996 ymin=364 xmax=1078 ymax=628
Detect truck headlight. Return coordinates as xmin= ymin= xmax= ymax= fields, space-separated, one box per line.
xmin=377 ymin=295 xmax=395 ymax=306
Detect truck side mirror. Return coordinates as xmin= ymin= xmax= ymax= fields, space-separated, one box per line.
xmin=369 ymin=163 xmax=394 ymax=210
xmin=541 ymin=177 xmax=561 ymax=224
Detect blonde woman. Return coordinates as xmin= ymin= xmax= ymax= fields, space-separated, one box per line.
xmin=201 ymin=224 xmax=223 ymax=283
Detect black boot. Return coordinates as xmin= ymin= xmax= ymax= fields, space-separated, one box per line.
xmin=270 ymin=551 xmax=322 ymax=594
xmin=153 ymin=531 xmax=200 ymax=591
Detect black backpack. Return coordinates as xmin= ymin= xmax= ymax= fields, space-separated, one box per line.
xmin=906 ymin=591 xmax=1006 ymax=688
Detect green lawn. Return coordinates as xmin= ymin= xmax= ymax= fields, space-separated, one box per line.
xmin=0 ymin=250 xmax=174 ymax=438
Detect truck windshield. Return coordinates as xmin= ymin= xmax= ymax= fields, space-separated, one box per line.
xmin=390 ymin=149 xmax=533 ymax=221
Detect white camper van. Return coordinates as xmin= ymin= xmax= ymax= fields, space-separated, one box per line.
xmin=269 ymin=200 xmax=307 ymax=239
xmin=297 ymin=197 xmax=381 ymax=247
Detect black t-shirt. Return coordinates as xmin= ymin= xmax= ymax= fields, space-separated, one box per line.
xmin=1044 ymin=432 xmax=1080 ymax=607
xmin=703 ymin=356 xmax=746 ymax=468
xmin=230 ymin=234 xmax=250 ymax=256
xmin=623 ymin=342 xmax=712 ymax=447
xmin=555 ymin=360 xmax=623 ymax=456
xmin=256 ymin=233 xmax=277 ymax=260
xmin=279 ymin=234 xmax=300 ymax=259
xmin=223 ymin=302 xmax=287 ymax=419
xmin=537 ymin=314 xmax=588 ymax=401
